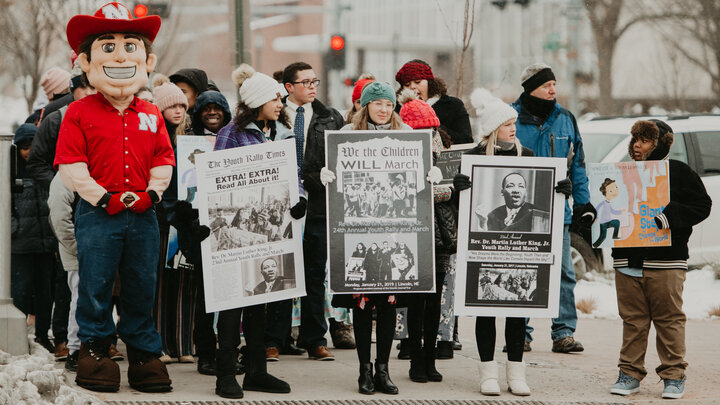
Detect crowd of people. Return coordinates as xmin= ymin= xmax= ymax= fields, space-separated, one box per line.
xmin=8 ymin=2 xmax=709 ymax=401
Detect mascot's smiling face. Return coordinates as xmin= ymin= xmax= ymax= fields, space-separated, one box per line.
xmin=78 ymin=33 xmax=156 ymax=99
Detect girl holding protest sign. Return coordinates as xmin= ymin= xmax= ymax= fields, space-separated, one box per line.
xmin=453 ymin=92 xmax=572 ymax=397
xmin=209 ymin=64 xmax=307 ymax=399
xmin=325 ymin=81 xmax=410 ymax=395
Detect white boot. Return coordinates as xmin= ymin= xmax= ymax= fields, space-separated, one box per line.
xmin=478 ymin=361 xmax=500 ymax=395
xmin=506 ymin=360 xmax=531 ymax=396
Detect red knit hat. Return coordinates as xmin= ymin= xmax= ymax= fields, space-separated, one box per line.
xmin=400 ymin=99 xmax=440 ymax=129
xmin=66 ymin=2 xmax=161 ymax=53
xmin=352 ymin=78 xmax=375 ymax=103
xmin=395 ymin=62 xmax=434 ymax=86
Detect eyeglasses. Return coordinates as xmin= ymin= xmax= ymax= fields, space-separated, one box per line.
xmin=291 ymin=79 xmax=320 ymax=88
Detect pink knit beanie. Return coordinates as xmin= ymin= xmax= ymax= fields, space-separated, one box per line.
xmin=40 ymin=67 xmax=71 ymax=99
xmin=154 ymin=82 xmax=188 ymax=112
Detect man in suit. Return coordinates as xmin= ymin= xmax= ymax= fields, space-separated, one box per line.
xmin=486 ymin=173 xmax=545 ymax=232
xmin=253 ymin=258 xmax=284 ymax=295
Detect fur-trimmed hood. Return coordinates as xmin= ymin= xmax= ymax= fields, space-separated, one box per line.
xmin=629 ymin=119 xmax=674 ymax=160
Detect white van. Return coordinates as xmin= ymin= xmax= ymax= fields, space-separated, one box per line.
xmin=572 ymin=115 xmax=719 ymax=279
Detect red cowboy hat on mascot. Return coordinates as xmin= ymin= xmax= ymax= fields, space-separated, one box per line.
xmin=66 ymin=2 xmax=161 ymax=53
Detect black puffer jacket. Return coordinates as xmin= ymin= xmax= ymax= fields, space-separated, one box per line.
xmin=27 ymin=107 xmax=65 ymax=189
xmin=300 ymin=99 xmax=346 ymax=221
xmin=12 ymin=124 xmax=56 ymax=254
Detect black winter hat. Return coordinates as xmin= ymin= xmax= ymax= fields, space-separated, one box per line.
xmin=169 ymin=68 xmax=209 ymax=95
xmin=14 ymin=123 xmax=37 ymax=147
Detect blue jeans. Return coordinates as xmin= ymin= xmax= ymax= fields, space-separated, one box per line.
xmin=298 ymin=218 xmax=328 ymax=348
xmin=526 ymin=224 xmax=577 ymax=342
xmin=74 ymin=200 xmax=162 ymax=354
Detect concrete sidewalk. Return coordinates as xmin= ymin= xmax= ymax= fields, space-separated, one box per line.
xmin=62 ymin=318 xmax=720 ymax=404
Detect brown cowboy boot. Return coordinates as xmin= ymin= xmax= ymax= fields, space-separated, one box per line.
xmin=126 ymin=345 xmax=172 ymax=392
xmin=76 ymin=338 xmax=120 ymax=392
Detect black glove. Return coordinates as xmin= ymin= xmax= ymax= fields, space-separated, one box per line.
xmin=289 ymin=197 xmax=307 ymax=220
xmin=555 ymin=178 xmax=572 ymax=198
xmin=453 ymin=173 xmax=471 ymax=192
xmin=573 ymin=202 xmax=597 ymax=228
xmin=190 ymin=218 xmax=211 ymax=242
xmin=174 ymin=200 xmax=198 ymax=224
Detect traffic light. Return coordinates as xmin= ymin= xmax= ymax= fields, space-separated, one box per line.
xmin=133 ymin=2 xmax=170 ymax=19
xmin=327 ymin=34 xmax=346 ymax=70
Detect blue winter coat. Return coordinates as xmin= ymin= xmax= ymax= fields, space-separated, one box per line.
xmin=511 ymin=98 xmax=590 ymax=224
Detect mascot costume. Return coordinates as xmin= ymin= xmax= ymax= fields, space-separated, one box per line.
xmin=54 ymin=2 xmax=175 ymax=393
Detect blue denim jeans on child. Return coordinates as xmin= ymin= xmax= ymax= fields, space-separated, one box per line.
xmin=74 ymin=200 xmax=162 ymax=354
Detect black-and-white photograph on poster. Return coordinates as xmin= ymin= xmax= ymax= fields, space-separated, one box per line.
xmin=342 ymin=171 xmax=418 ymax=221
xmin=342 ymin=234 xmax=418 ymax=282
xmin=469 ymin=167 xmax=553 ymax=234
xmin=325 ymin=130 xmax=435 ymax=294
xmin=207 ymin=182 xmax=292 ymax=252
xmin=195 ymin=139 xmax=305 ymax=312
xmin=455 ymin=155 xmax=566 ymax=318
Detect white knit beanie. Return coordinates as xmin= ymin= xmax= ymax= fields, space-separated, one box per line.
xmin=471 ymin=88 xmax=517 ymax=137
xmin=232 ymin=64 xmax=287 ymax=109
xmin=154 ymin=82 xmax=188 ymax=112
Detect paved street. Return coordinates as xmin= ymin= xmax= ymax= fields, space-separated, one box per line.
xmin=57 ymin=318 xmax=720 ymax=404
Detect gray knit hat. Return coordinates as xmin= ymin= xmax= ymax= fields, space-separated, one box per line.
xmin=520 ymin=62 xmax=555 ymax=93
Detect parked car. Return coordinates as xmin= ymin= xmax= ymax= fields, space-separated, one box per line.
xmin=572 ymin=114 xmax=720 ymax=279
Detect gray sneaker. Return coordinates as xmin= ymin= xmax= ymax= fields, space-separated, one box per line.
xmin=610 ymin=370 xmax=640 ymax=396
xmin=662 ymin=375 xmax=686 ymax=399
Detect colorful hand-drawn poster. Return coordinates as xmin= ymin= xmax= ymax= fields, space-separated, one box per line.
xmin=588 ymin=161 xmax=671 ymax=248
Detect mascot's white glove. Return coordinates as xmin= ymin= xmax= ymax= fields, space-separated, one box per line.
xmin=426 ymin=166 xmax=443 ymax=184
xmin=320 ymin=167 xmax=336 ymax=186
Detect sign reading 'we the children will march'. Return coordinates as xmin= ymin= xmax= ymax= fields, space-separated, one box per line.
xmin=588 ymin=161 xmax=671 ymax=248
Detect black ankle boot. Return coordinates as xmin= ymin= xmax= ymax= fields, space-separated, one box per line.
xmin=358 ymin=363 xmax=374 ymax=394
xmin=409 ymin=350 xmax=428 ymax=383
xmin=425 ymin=348 xmax=442 ymax=382
xmin=216 ymin=375 xmax=243 ymax=398
xmin=374 ymin=362 xmax=398 ymax=394
xmin=397 ymin=339 xmax=410 ymax=360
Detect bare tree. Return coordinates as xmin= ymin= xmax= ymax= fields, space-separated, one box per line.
xmin=652 ymin=0 xmax=720 ymax=103
xmin=435 ymin=0 xmax=476 ymax=97
xmin=0 ymin=0 xmax=68 ymax=114
xmin=585 ymin=0 xmax=649 ymax=115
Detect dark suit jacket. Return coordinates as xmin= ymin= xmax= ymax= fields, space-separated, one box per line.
xmin=253 ymin=277 xmax=286 ymax=295
xmin=487 ymin=202 xmax=537 ymax=232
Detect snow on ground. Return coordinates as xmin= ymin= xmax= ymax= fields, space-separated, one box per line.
xmin=574 ymin=266 xmax=720 ymax=320
xmin=0 ymin=340 xmax=103 ymax=405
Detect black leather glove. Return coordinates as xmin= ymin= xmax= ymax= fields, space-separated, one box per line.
xmin=453 ymin=173 xmax=471 ymax=192
xmin=555 ymin=178 xmax=572 ymax=198
xmin=289 ymin=197 xmax=307 ymax=220
xmin=190 ymin=218 xmax=211 ymax=242
xmin=174 ymin=200 xmax=198 ymax=224
xmin=573 ymin=202 xmax=597 ymax=228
